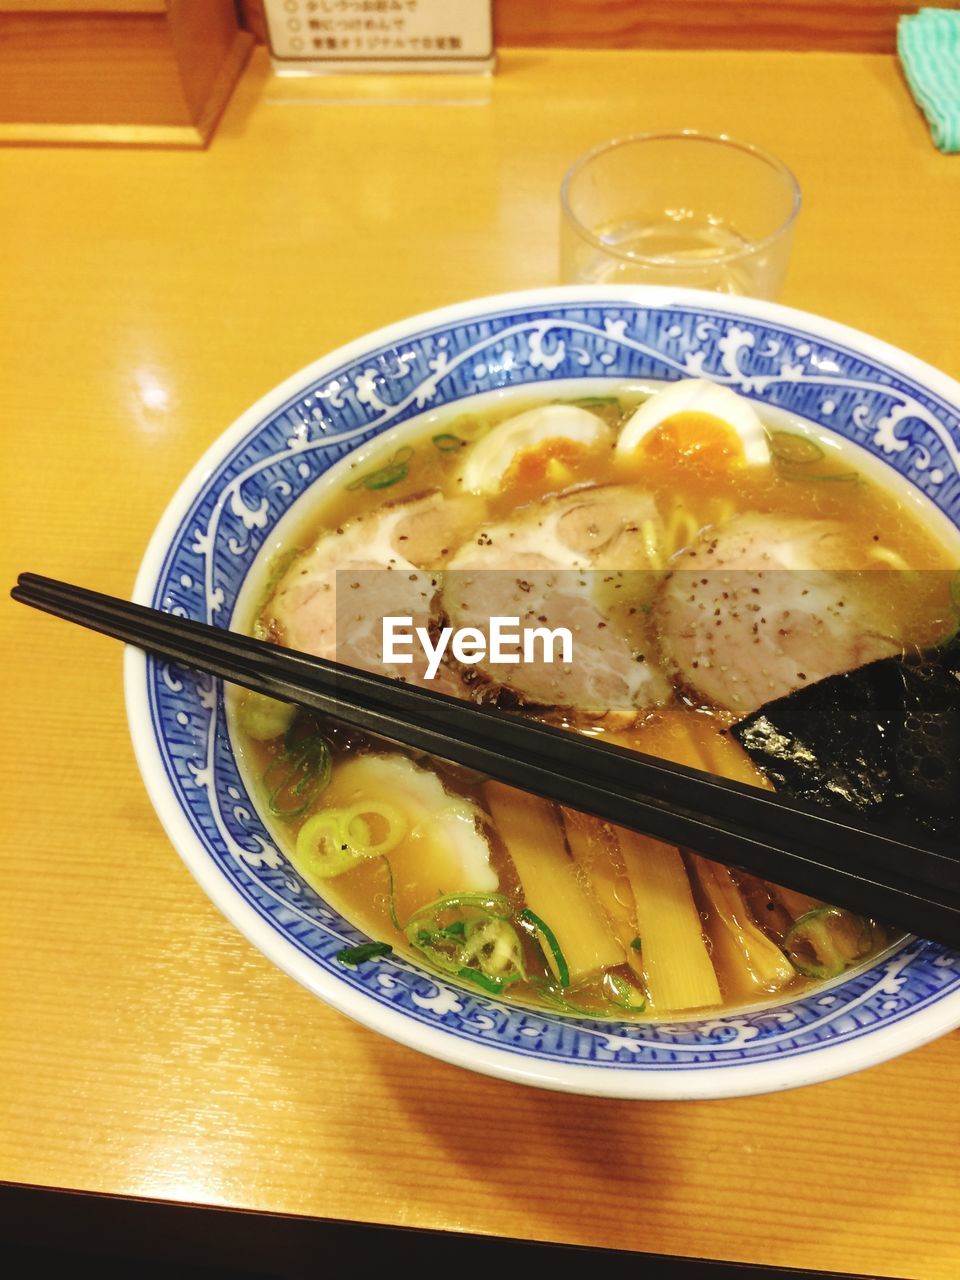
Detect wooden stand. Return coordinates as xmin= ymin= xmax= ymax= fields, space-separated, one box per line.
xmin=0 ymin=1 xmax=254 ymax=148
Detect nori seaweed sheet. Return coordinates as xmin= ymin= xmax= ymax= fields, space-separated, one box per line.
xmin=731 ymin=634 xmax=960 ymax=847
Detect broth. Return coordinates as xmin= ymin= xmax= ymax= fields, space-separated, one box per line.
xmin=229 ymin=383 xmax=957 ymax=1019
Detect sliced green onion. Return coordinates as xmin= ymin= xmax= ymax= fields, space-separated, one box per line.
xmin=783 ymin=907 xmax=872 ymax=980
xmin=456 ymin=967 xmax=518 ymax=995
xmin=346 ymin=446 xmax=414 ymax=492
xmin=630 ymin=936 xmax=642 ymax=952
xmin=250 ymin=547 xmax=303 ymax=630
xmin=367 ymin=465 xmax=408 ymax=490
xmin=403 ymin=893 xmax=524 ymax=990
xmin=460 ymin=918 xmax=525 ymax=977
xmin=336 ymin=941 xmax=393 ymax=967
xmin=603 ymin=972 xmax=647 ymax=1012
xmin=431 ymin=432 xmax=463 ymax=452
xmin=518 ymin=908 xmax=570 ymax=988
xmin=381 ymin=858 xmax=402 ymax=930
xmin=237 ymin=692 xmax=291 ymax=743
xmin=340 ymin=801 xmax=407 ymax=855
xmin=296 ymin=802 xmax=407 ymax=879
xmin=409 ymin=892 xmax=513 ymax=922
xmin=527 ymin=979 xmax=621 ymax=1019
xmin=769 ymin=431 xmax=825 ymax=465
xmin=297 ymin=812 xmax=364 ymax=878
xmin=565 ymin=395 xmax=620 ymax=407
xmin=263 ymin=726 xmax=332 ymax=818
xmin=237 ymin=690 xmax=297 ymax=742
xmin=447 ymin=413 xmax=486 ymax=441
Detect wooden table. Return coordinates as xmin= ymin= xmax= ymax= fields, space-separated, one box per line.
xmin=2 ymin=46 xmax=959 ymax=1279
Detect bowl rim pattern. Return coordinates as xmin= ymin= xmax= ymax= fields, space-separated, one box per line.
xmin=125 ymin=285 xmax=960 ymax=1099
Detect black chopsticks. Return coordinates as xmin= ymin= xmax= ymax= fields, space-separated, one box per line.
xmin=12 ymin=571 xmax=960 ymax=950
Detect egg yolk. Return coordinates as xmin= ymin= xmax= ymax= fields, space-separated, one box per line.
xmin=503 ymin=438 xmax=589 ymax=490
xmin=639 ymin=411 xmax=748 ymax=469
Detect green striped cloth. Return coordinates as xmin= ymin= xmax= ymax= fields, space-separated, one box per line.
xmin=898 ymin=8 xmax=960 ymax=153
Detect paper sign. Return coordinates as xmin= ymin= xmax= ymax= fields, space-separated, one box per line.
xmin=264 ymin=0 xmax=495 ymax=74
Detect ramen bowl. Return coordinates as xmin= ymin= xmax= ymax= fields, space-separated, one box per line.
xmin=126 ymin=286 xmax=960 ymax=1099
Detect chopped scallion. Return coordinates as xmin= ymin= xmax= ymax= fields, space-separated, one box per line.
xmin=769 ymin=431 xmax=824 ymax=466
xmin=336 ymin=941 xmax=393 ymax=967
xmin=237 ymin=690 xmax=297 ymax=742
xmin=603 ymin=971 xmax=647 ymax=1012
xmin=403 ymin=893 xmax=525 ymax=991
xmin=263 ymin=723 xmax=332 ymax=818
xmin=527 ymin=980 xmax=622 ymax=1019
xmin=346 ymin=446 xmax=414 ymax=492
xmin=296 ymin=812 xmax=364 ymax=878
xmin=518 ymin=908 xmax=570 ymax=988
xmin=431 ymin=432 xmax=464 ymax=452
xmin=295 ymin=802 xmax=408 ymax=879
xmin=783 ymin=906 xmax=872 ymax=980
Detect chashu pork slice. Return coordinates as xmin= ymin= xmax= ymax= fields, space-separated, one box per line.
xmin=443 ymin=486 xmax=669 ymax=718
xmin=261 ymin=492 xmax=482 ymax=691
xmin=656 ymin=513 xmax=900 ymax=716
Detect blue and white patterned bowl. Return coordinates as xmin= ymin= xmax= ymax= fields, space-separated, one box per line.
xmin=126 ymin=286 xmax=960 ymax=1099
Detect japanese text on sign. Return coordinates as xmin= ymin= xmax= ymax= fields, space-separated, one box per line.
xmin=264 ymin=0 xmax=494 ymax=69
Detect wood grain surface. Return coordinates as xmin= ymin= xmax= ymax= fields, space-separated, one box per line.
xmin=0 ymin=11 xmax=192 ymax=124
xmin=0 ymin=2 xmax=166 ymax=11
xmin=0 ymin=1 xmax=252 ymax=147
xmin=242 ymin=0 xmax=958 ymax=55
xmin=491 ymin=0 xmax=959 ymax=54
xmin=2 ymin=45 xmax=960 ymax=1278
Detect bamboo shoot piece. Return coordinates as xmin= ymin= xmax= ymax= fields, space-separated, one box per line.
xmin=617 ymin=830 xmax=722 ymax=1012
xmin=690 ymin=854 xmax=797 ymax=998
xmin=770 ymin=884 xmax=825 ymax=921
xmin=698 ymin=728 xmax=773 ymax=789
xmin=484 ymin=783 xmax=624 ymax=983
xmin=562 ymin=809 xmax=644 ymax=979
xmin=613 ymin=708 xmax=771 ymax=789
xmin=736 ymin=871 xmax=795 ymax=944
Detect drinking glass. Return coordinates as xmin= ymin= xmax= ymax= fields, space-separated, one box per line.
xmin=560 ymin=131 xmax=801 ymax=298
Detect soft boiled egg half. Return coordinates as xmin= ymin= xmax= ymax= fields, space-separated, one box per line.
xmin=457 ymin=380 xmax=771 ymax=496
xmin=616 ymin=379 xmax=771 ymax=466
xmin=460 ymin=404 xmax=613 ymax=495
